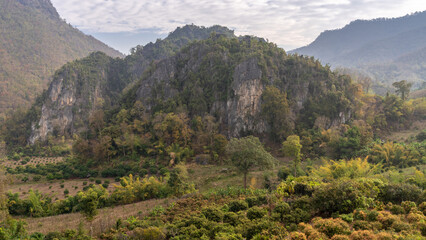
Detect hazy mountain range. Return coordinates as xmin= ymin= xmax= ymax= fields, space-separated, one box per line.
xmin=292 ymin=11 xmax=426 ymax=92
xmin=0 ymin=0 xmax=123 ymax=114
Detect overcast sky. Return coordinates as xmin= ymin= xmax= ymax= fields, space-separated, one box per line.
xmin=50 ymin=0 xmax=426 ymax=54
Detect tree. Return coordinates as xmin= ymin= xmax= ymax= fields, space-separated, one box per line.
xmin=261 ymin=86 xmax=291 ymax=141
xmin=392 ymin=80 xmax=412 ymax=100
xmin=281 ymin=135 xmax=302 ymax=176
xmin=77 ymin=186 xmax=108 ymax=221
xmin=226 ymin=136 xmax=275 ymax=188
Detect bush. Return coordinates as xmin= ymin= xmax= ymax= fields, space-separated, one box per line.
xmin=390 ymin=220 xmax=411 ymax=232
xmin=312 ymin=180 xmax=378 ymax=216
xmin=289 ymin=232 xmax=307 ymax=240
xmin=278 ymin=166 xmax=292 ymax=181
xmin=64 ymin=189 xmax=69 ymax=195
xmin=272 ymin=202 xmax=291 ymax=222
xmin=247 ymin=207 xmax=267 ymax=220
xmin=202 ymin=207 xmax=223 ymax=222
xmin=83 ymin=181 xmax=87 ymax=186
xmin=379 ymin=183 xmax=423 ymax=204
xmin=95 ymin=179 xmax=102 ymax=184
xmin=228 ymin=200 xmax=248 ymax=212
xmin=312 ymin=218 xmax=350 ymax=238
xmin=33 ymin=176 xmax=41 ymax=182
xmin=102 ymin=183 xmax=109 ymax=188
xmin=223 ymin=212 xmax=240 ymax=226
xmin=132 ymin=227 xmax=165 ymax=240
xmin=331 ymin=235 xmax=349 ymax=240
xmin=60 ymin=184 xmax=64 ymax=188
xmin=389 ymin=205 xmax=404 ymax=215
xmin=349 ymin=230 xmax=376 ymax=240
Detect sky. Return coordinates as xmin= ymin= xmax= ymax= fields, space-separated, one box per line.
xmin=50 ymin=0 xmax=426 ymax=55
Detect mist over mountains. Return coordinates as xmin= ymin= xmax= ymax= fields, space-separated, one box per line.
xmin=292 ymin=11 xmax=426 ymax=91
xmin=0 ymin=0 xmax=123 ymax=115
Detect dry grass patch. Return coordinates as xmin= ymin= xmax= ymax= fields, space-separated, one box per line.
xmin=21 ymin=198 xmax=174 ymax=236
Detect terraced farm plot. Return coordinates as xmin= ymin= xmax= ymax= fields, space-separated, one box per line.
xmin=1 ymin=157 xmax=64 ymax=168
xmin=8 ymin=178 xmax=116 ymax=200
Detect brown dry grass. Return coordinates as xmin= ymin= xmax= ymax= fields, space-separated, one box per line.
xmin=21 ymin=198 xmax=174 ymax=236
xmin=384 ymin=120 xmax=426 ymax=142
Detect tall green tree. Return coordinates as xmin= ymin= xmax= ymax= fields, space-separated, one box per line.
xmin=226 ymin=136 xmax=275 ymax=188
xmin=261 ymin=86 xmax=291 ymax=141
xmin=281 ymin=135 xmax=302 ymax=176
xmin=392 ymin=80 xmax=412 ymax=100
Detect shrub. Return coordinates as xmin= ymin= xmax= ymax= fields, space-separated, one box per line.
xmin=247 ymin=207 xmax=267 ymax=220
xmin=312 ymin=218 xmax=350 ymax=238
xmin=331 ymin=235 xmax=350 ymax=240
xmin=228 ymin=200 xmax=248 ymax=212
xmin=278 ymin=166 xmax=292 ymax=181
xmin=420 ymin=222 xmax=426 ymax=236
xmin=272 ymin=202 xmax=291 ymax=222
xmin=64 ymin=189 xmax=69 ymax=195
xmin=223 ymin=212 xmax=240 ymax=226
xmin=33 ymin=176 xmax=41 ymax=182
xmin=379 ymin=183 xmax=423 ymax=204
xmin=376 ymin=232 xmax=393 ymax=240
xmin=95 ymin=179 xmax=102 ymax=184
xmin=202 ymin=207 xmax=223 ymax=222
xmin=390 ymin=220 xmax=411 ymax=232
xmin=312 ymin=180 xmax=378 ymax=216
xmin=132 ymin=227 xmax=165 ymax=240
xmin=60 ymin=184 xmax=64 ymax=188
xmin=377 ymin=212 xmax=398 ymax=229
xmin=102 ymin=183 xmax=109 ymax=189
xmin=83 ymin=181 xmax=87 ymax=186
xmin=289 ymin=232 xmax=307 ymax=240
xmin=349 ymin=230 xmax=376 ymax=240
xmin=401 ymin=201 xmax=417 ymax=213
xmin=389 ymin=205 xmax=404 ymax=215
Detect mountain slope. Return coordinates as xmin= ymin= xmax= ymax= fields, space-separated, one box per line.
xmin=28 ymin=25 xmax=236 ymax=143
xmin=291 ymin=11 xmax=426 ymax=88
xmin=0 ymin=0 xmax=123 ymax=114
xmin=28 ymin=32 xmax=357 ymax=144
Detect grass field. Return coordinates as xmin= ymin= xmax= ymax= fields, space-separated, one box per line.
xmin=384 ymin=120 xmax=425 ymax=142
xmin=21 ymin=198 xmax=174 ymax=236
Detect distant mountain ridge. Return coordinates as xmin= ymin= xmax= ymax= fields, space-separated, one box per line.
xmin=292 ymin=11 xmax=426 ymax=89
xmin=0 ymin=0 xmax=123 ymax=115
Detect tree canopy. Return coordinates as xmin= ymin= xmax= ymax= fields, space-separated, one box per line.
xmin=226 ymin=136 xmax=275 ymax=188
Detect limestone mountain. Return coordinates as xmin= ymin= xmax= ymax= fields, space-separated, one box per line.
xmin=292 ymin=11 xmax=426 ymax=90
xmin=0 ymin=0 xmax=123 ymax=114
xmin=28 ymin=25 xmax=236 ymax=144
xmin=28 ymin=31 xmax=357 ymax=145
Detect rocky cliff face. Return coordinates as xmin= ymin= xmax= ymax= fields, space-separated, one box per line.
xmin=29 ymin=28 xmax=355 ymax=143
xmin=133 ymin=36 xmax=353 ymax=138
xmin=28 ymin=25 xmax=236 ymax=143
xmin=29 ymin=52 xmax=114 ymax=143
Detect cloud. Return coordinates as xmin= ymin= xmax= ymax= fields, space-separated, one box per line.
xmin=51 ymin=0 xmax=426 ymax=50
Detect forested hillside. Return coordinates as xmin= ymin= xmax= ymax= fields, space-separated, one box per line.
xmin=0 ymin=0 xmax=123 ymax=116
xmin=292 ymin=11 xmax=426 ymax=90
